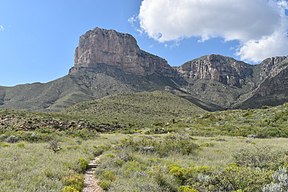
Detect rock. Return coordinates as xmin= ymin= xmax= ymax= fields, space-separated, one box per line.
xmin=1 ymin=26 xmax=288 ymax=111
xmin=238 ymin=57 xmax=288 ymax=108
xmin=71 ymin=27 xmax=177 ymax=77
xmin=177 ymin=54 xmax=254 ymax=87
xmin=258 ymin=56 xmax=288 ymax=81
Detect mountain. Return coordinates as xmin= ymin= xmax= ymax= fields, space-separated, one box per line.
xmin=65 ymin=91 xmax=205 ymax=127
xmin=176 ymin=54 xmax=288 ymax=109
xmin=237 ymin=56 xmax=288 ymax=108
xmin=0 ymin=27 xmax=288 ymax=111
xmin=176 ymin=54 xmax=256 ymax=108
xmin=72 ymin=27 xmax=179 ymax=77
xmin=0 ymin=28 xmax=186 ymax=111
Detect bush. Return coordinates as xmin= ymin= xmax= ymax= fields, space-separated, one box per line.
xmin=61 ymin=186 xmax=79 ymax=192
xmin=99 ymin=170 xmax=116 ymax=181
xmin=49 ymin=140 xmax=62 ymax=152
xmin=263 ymin=168 xmax=288 ymax=192
xmin=77 ymin=158 xmax=88 ymax=173
xmin=5 ymin=135 xmax=19 ymax=143
xmin=119 ymin=134 xmax=199 ymax=157
xmin=168 ymin=164 xmax=212 ymax=185
xmin=233 ymin=146 xmax=283 ymax=169
xmin=168 ymin=164 xmax=272 ymax=192
xmin=211 ymin=165 xmax=272 ymax=192
xmin=62 ymin=174 xmax=84 ymax=191
xmin=98 ymin=180 xmax=112 ymax=190
xmin=122 ymin=160 xmax=144 ymax=177
xmin=154 ymin=170 xmax=178 ymax=192
xmin=17 ymin=142 xmax=25 ymax=148
xmin=93 ymin=144 xmax=109 ymax=156
xmin=179 ymin=186 xmax=199 ymax=192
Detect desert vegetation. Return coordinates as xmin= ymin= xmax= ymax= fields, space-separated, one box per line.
xmin=2 ymin=93 xmax=288 ymax=191
xmin=94 ymin=135 xmax=288 ymax=192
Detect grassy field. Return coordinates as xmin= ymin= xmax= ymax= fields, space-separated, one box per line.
xmin=1 ymin=133 xmax=287 ymax=192
xmin=1 ymin=92 xmax=288 ymax=191
xmin=94 ymin=135 xmax=288 ymax=192
xmin=167 ymin=103 xmax=288 ymax=138
xmin=0 ymin=134 xmax=123 ymax=192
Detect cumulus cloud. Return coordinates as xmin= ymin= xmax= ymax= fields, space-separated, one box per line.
xmin=0 ymin=25 xmax=4 ymax=32
xmin=137 ymin=0 xmax=288 ymax=62
xmin=237 ymin=22 xmax=288 ymax=62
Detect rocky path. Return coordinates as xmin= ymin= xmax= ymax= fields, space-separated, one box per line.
xmin=83 ymin=156 xmax=103 ymax=192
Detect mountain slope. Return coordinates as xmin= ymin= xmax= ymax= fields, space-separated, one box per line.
xmin=176 ymin=54 xmax=256 ymax=108
xmin=0 ymin=28 xmax=288 ymax=111
xmin=0 ymin=64 xmax=186 ymax=111
xmin=0 ymin=28 xmax=187 ymax=111
xmin=65 ymin=91 xmax=205 ymax=127
xmin=237 ymin=56 xmax=288 ymax=108
xmin=177 ymin=54 xmax=288 ymax=109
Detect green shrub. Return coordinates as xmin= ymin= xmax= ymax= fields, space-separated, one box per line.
xmin=154 ymin=170 xmax=178 ymax=192
xmin=168 ymin=164 xmax=272 ymax=192
xmin=119 ymin=134 xmax=199 ymax=157
xmin=168 ymin=164 xmax=212 ymax=185
xmin=61 ymin=186 xmax=79 ymax=192
xmin=122 ymin=160 xmax=144 ymax=177
xmin=62 ymin=174 xmax=84 ymax=191
xmin=16 ymin=142 xmax=25 ymax=148
xmin=99 ymin=170 xmax=116 ymax=181
xmin=77 ymin=158 xmax=88 ymax=173
xmin=93 ymin=144 xmax=109 ymax=156
xmin=98 ymin=180 xmax=112 ymax=190
xmin=200 ymin=142 xmax=214 ymax=147
xmin=211 ymin=165 xmax=272 ymax=192
xmin=233 ymin=147 xmax=284 ymax=169
xmin=179 ymin=186 xmax=199 ymax=192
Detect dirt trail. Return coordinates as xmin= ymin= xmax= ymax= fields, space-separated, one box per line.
xmin=82 ymin=156 xmax=103 ymax=192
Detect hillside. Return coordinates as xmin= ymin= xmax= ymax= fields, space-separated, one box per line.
xmin=1 ymin=28 xmax=288 ymax=111
xmin=168 ymin=102 xmax=288 ymax=138
xmin=0 ymin=64 xmax=183 ymax=111
xmin=65 ymin=91 xmax=205 ymax=128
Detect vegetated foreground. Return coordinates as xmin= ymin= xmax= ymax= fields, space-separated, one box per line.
xmin=1 ymin=134 xmax=288 ymax=192
xmin=2 ymin=96 xmax=288 ymax=191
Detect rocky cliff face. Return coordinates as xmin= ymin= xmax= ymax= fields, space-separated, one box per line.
xmin=178 ymin=54 xmax=288 ymax=109
xmin=71 ymin=27 xmax=177 ymax=77
xmin=237 ymin=56 xmax=288 ymax=108
xmin=1 ymin=27 xmax=288 ymax=111
xmin=257 ymin=56 xmax=288 ymax=81
xmin=177 ymin=54 xmax=254 ymax=88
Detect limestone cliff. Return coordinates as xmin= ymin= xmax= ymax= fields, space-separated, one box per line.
xmin=1 ymin=27 xmax=288 ymax=111
xmin=177 ymin=54 xmax=254 ymax=87
xmin=71 ymin=27 xmax=177 ymax=77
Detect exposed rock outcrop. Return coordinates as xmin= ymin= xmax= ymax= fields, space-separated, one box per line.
xmin=237 ymin=56 xmax=288 ymax=108
xmin=257 ymin=56 xmax=288 ymax=81
xmin=177 ymin=54 xmax=254 ymax=87
xmin=71 ymin=27 xmax=177 ymax=77
xmin=0 ymin=27 xmax=288 ymax=111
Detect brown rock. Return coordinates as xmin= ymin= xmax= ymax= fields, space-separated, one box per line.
xmin=71 ymin=27 xmax=177 ymax=77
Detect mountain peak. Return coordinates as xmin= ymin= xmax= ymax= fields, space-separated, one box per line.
xmin=177 ymin=54 xmax=254 ymax=87
xmin=71 ymin=27 xmax=177 ymax=77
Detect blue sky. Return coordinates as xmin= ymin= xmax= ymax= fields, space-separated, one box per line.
xmin=0 ymin=0 xmax=287 ymax=86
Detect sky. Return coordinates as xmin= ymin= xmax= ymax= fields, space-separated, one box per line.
xmin=0 ymin=0 xmax=288 ymax=86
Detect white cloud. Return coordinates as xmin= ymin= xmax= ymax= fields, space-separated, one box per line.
xmin=0 ymin=25 xmax=4 ymax=32
xmin=137 ymin=0 xmax=288 ymax=62
xmin=237 ymin=24 xmax=288 ymax=62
